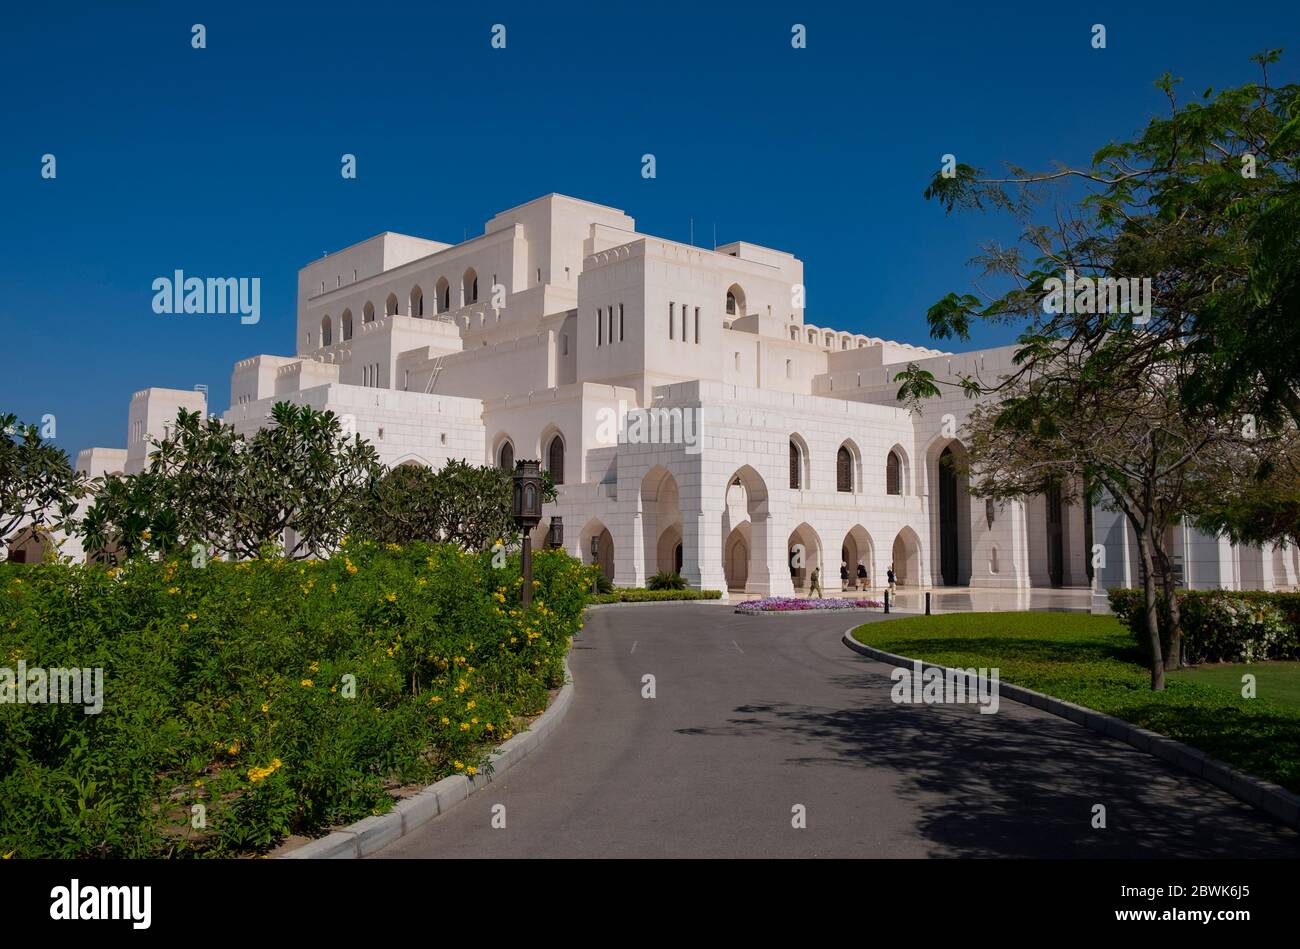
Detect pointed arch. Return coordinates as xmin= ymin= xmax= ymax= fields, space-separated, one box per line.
xmin=320 ymin=315 xmax=333 ymax=347
xmin=842 ymin=525 xmax=875 ymax=591
xmin=410 ymin=285 xmax=424 ymax=318
xmin=886 ymin=443 xmax=910 ymax=495
xmin=891 ymin=526 xmax=923 ymax=588
xmin=495 ymin=435 xmax=515 ymax=471
xmin=385 ymin=292 xmax=400 ymax=317
xmin=788 ymin=433 xmax=810 ymax=490
xmin=363 ymin=301 xmax=375 ymax=324
xmin=836 ymin=439 xmax=861 ymax=493
xmin=724 ymin=283 xmax=746 ymax=318
xmin=579 ymin=518 xmax=616 ymax=582
xmin=787 ymin=521 xmax=824 ymax=592
xmin=543 ymin=429 xmax=566 ymax=485
xmin=341 ymin=308 xmax=353 ymax=341
xmin=462 ymin=267 xmax=479 ymax=305
xmin=436 ymin=277 xmax=451 ymax=313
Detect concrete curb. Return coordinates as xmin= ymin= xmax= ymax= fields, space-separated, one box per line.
xmin=279 ymin=657 xmax=575 ymax=859
xmin=841 ymin=629 xmax=1300 ymax=831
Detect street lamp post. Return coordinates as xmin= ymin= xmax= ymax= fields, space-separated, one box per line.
xmin=512 ymin=459 xmax=543 ymax=606
xmin=547 ymin=516 xmax=564 ymax=549
xmin=590 ymin=535 xmax=601 ymax=594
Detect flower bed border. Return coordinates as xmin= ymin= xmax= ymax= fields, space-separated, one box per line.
xmin=277 ymin=657 xmax=574 ymax=859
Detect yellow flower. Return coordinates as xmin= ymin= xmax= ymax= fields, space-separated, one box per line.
xmin=459 ymin=722 xmax=470 ymax=731
xmin=186 ymin=612 xmax=197 ymax=620
xmin=330 ymin=583 xmax=337 ymax=593
xmin=484 ymin=722 xmax=494 ymax=732
xmin=179 ymin=623 xmax=190 ymax=631
xmin=440 ymin=716 xmax=450 ymax=725
xmin=470 ymin=717 xmax=478 ymax=724
xmin=141 ymin=530 xmax=152 ymax=541
xmin=301 ymin=679 xmax=313 ymax=688
xmin=309 ymin=661 xmax=319 ymax=673
xmin=385 ymin=593 xmax=396 ymax=603
xmin=227 ymin=742 xmax=240 ymax=755
xmin=2 ymin=851 xmax=12 ymax=859
xmin=428 ymin=695 xmax=442 ymax=704
xmin=466 ymin=700 xmax=475 ymax=710
xmin=167 ymin=586 xmax=180 ymax=594
xmin=466 ymin=766 xmax=477 ymax=776
xmin=261 ymin=701 xmax=270 ymax=713
xmin=453 ymin=760 xmax=464 ymax=770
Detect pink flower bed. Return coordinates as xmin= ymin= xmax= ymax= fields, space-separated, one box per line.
xmin=736 ymin=596 xmax=884 ymax=613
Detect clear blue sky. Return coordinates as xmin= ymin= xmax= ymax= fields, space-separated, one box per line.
xmin=3 ymin=0 xmax=1298 ymax=458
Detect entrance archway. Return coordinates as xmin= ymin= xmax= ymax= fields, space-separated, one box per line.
xmin=723 ymin=523 xmax=751 ymax=590
xmin=933 ymin=441 xmax=972 ymax=585
xmin=642 ymin=466 xmax=683 ymax=577
xmin=580 ymin=519 xmax=615 ymax=582
xmin=891 ymin=527 xmax=922 ymax=587
xmin=720 ymin=465 xmax=772 ymax=593
xmin=787 ymin=522 xmax=823 ymax=592
xmin=842 ymin=525 xmax=875 ymax=591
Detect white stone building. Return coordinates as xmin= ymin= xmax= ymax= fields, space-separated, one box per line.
xmin=50 ymin=193 xmax=1298 ymax=606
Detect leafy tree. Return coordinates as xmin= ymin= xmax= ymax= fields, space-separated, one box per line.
xmin=79 ymin=403 xmax=381 ymax=561
xmin=958 ymin=338 xmax=1248 ymax=688
xmin=0 ymin=413 xmax=85 ymax=550
xmin=355 ymin=459 xmax=556 ymax=551
xmin=895 ymin=54 xmax=1300 ymax=684
xmin=914 ymin=52 xmax=1300 ymax=427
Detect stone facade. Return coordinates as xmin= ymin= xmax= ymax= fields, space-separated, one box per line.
xmin=49 ymin=193 xmax=1298 ymax=602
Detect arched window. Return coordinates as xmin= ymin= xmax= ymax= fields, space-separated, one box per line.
xmin=789 ymin=440 xmax=802 ymax=489
xmin=385 ymin=293 xmax=399 ymax=317
xmin=410 ymin=286 xmax=424 ymax=317
xmin=436 ymin=277 xmax=450 ymax=313
xmin=724 ymin=283 xmax=745 ymax=318
xmin=341 ymin=309 xmax=353 ymax=340
xmin=837 ymin=445 xmax=853 ymax=493
xmin=547 ymin=434 xmax=565 ymax=485
xmin=498 ymin=440 xmax=514 ymax=472
xmin=363 ymin=301 xmax=375 ymax=323
xmin=886 ymin=451 xmax=902 ymax=495
xmin=320 ymin=315 xmax=332 ymax=347
xmin=463 ymin=268 xmax=478 ymax=305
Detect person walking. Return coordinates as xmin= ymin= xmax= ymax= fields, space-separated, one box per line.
xmin=857 ymin=561 xmax=868 ymax=590
xmin=887 ymin=565 xmax=897 ymax=596
xmin=809 ymin=566 xmax=822 ymax=598
xmin=840 ymin=560 xmax=850 ymax=591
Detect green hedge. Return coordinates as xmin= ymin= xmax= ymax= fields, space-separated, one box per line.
xmin=0 ymin=542 xmax=594 ymax=857
xmin=589 ymin=588 xmax=723 ymax=604
xmin=1108 ymin=588 xmax=1300 ymax=664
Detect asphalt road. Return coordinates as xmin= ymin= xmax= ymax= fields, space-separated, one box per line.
xmin=373 ymin=604 xmax=1300 ymax=858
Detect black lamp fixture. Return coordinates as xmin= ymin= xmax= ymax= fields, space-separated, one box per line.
xmin=512 ymin=460 xmax=543 ymax=605
xmin=547 ymin=516 xmax=564 ymax=549
xmin=985 ymin=498 xmax=996 ymax=530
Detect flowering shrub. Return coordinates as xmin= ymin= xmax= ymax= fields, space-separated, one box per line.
xmin=1108 ymin=588 xmax=1300 ymax=663
xmin=736 ymin=596 xmax=884 ymax=613
xmin=0 ymin=542 xmax=594 ymax=857
xmin=589 ymin=588 xmax=722 ymax=604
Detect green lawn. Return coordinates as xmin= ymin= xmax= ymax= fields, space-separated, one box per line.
xmin=1170 ymin=662 xmax=1300 ymax=712
xmin=852 ymin=613 xmax=1300 ymax=794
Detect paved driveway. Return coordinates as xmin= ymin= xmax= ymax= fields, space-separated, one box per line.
xmin=373 ymin=604 xmax=1300 ymax=858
